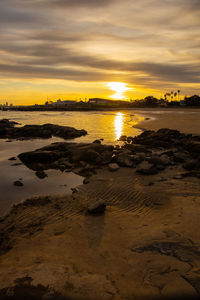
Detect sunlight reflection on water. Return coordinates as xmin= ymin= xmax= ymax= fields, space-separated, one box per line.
xmin=115 ymin=112 xmax=124 ymax=140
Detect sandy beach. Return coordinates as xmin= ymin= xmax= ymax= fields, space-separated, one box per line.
xmin=135 ymin=108 xmax=200 ymax=135
xmin=0 ymin=111 xmax=200 ymax=300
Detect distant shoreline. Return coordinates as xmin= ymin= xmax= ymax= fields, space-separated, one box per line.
xmin=1 ymin=106 xmax=200 ymax=113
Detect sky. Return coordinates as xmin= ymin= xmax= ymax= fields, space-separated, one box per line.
xmin=0 ymin=0 xmax=200 ymax=105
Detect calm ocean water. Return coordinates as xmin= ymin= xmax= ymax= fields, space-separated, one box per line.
xmin=0 ymin=110 xmax=145 ymax=215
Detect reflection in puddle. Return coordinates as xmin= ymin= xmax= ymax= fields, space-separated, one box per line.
xmin=0 ymin=138 xmax=83 ymax=216
xmin=115 ymin=112 xmax=124 ymax=140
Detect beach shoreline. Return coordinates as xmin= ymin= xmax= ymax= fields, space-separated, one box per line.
xmin=0 ymin=112 xmax=200 ymax=299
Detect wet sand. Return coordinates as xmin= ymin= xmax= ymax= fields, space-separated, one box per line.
xmin=0 ymin=166 xmax=200 ymax=299
xmin=0 ymin=111 xmax=200 ymax=299
xmin=134 ymin=108 xmax=200 ymax=135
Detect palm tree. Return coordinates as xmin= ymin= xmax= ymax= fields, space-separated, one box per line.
xmin=177 ymin=90 xmax=180 ymax=101
xmin=171 ymin=91 xmax=174 ymax=102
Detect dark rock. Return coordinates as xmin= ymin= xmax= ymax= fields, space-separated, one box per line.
xmin=181 ymin=171 xmax=200 ymax=178
xmin=100 ymin=150 xmax=113 ymax=164
xmin=8 ymin=157 xmax=16 ymax=161
xmin=137 ymin=161 xmax=157 ymax=175
xmin=119 ymin=135 xmax=127 ymax=141
xmin=0 ymin=119 xmax=87 ymax=140
xmin=173 ymin=151 xmax=188 ymax=163
xmin=13 ymin=180 xmax=23 ymax=187
xmin=35 ymin=171 xmax=47 ymax=179
xmin=127 ymin=136 xmax=133 ymax=143
xmin=93 ymin=139 xmax=101 ymax=144
xmin=71 ymin=188 xmax=78 ymax=194
xmin=183 ymin=159 xmax=199 ymax=171
xmin=83 ymin=178 xmax=90 ymax=184
xmin=123 ymin=143 xmax=148 ymax=153
xmin=88 ymin=199 xmax=106 ymax=214
xmin=115 ymin=151 xmax=133 ymax=167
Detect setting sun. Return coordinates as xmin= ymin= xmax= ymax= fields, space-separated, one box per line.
xmin=107 ymin=82 xmax=129 ymax=99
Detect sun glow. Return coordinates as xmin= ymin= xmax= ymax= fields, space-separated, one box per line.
xmin=107 ymin=82 xmax=129 ymax=99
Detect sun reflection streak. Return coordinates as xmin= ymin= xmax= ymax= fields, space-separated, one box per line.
xmin=115 ymin=112 xmax=124 ymax=140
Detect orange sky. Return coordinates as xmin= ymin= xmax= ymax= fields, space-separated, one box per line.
xmin=0 ymin=0 xmax=200 ymax=105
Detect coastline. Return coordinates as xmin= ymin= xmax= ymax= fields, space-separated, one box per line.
xmin=134 ymin=108 xmax=200 ymax=135
xmin=0 ymin=114 xmax=200 ymax=299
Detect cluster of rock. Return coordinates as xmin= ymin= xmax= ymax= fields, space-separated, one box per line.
xmin=18 ymin=128 xmax=200 ymax=179
xmin=0 ymin=119 xmax=87 ymax=140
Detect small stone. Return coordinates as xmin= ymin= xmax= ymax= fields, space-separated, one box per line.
xmin=71 ymin=188 xmax=78 ymax=194
xmin=108 ymin=163 xmax=120 ymax=172
xmin=13 ymin=180 xmax=23 ymax=187
xmin=8 ymin=157 xmax=16 ymax=161
xmin=83 ymin=178 xmax=90 ymax=184
xmin=93 ymin=139 xmax=101 ymax=144
xmin=173 ymin=175 xmax=183 ymax=180
xmin=148 ymin=181 xmax=154 ymax=186
xmin=88 ymin=199 xmax=106 ymax=214
xmin=137 ymin=161 xmax=157 ymax=175
xmin=35 ymin=170 xmax=47 ymax=179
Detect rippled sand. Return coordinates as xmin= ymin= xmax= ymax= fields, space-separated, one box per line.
xmin=1 ymin=166 xmax=200 ymax=299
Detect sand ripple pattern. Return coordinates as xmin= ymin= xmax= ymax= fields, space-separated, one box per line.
xmin=76 ymin=175 xmax=164 ymax=216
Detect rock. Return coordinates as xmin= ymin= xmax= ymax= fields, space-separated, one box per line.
xmin=115 ymin=151 xmax=133 ymax=167
xmin=101 ymin=150 xmax=113 ymax=164
xmin=0 ymin=119 xmax=87 ymax=140
xmin=159 ymin=154 xmax=171 ymax=165
xmin=181 ymin=171 xmax=200 ymax=178
xmin=8 ymin=157 xmax=16 ymax=161
xmin=173 ymin=175 xmax=183 ymax=179
xmin=71 ymin=188 xmax=78 ymax=194
xmin=124 ymin=143 xmax=148 ymax=153
xmin=93 ymin=139 xmax=101 ymax=144
xmin=83 ymin=178 xmax=90 ymax=184
xmin=183 ymin=159 xmax=199 ymax=171
xmin=19 ymin=150 xmax=61 ymax=165
xmin=173 ymin=152 xmax=188 ymax=163
xmin=137 ymin=161 xmax=157 ymax=175
xmin=127 ymin=136 xmax=133 ymax=143
xmin=108 ymin=163 xmax=120 ymax=172
xmin=87 ymin=199 xmax=106 ymax=214
xmin=13 ymin=180 xmax=23 ymax=187
xmin=35 ymin=171 xmax=47 ymax=179
xmin=119 ymin=135 xmax=127 ymax=141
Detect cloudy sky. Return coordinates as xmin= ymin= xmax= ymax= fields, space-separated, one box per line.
xmin=0 ymin=0 xmax=200 ymax=104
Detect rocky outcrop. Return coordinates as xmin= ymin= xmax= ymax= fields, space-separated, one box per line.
xmin=17 ymin=128 xmax=200 ymax=178
xmin=0 ymin=119 xmax=87 ymax=140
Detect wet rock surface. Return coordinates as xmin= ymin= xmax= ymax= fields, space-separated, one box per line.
xmin=0 ymin=119 xmax=87 ymax=140
xmin=17 ymin=128 xmax=200 ymax=178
